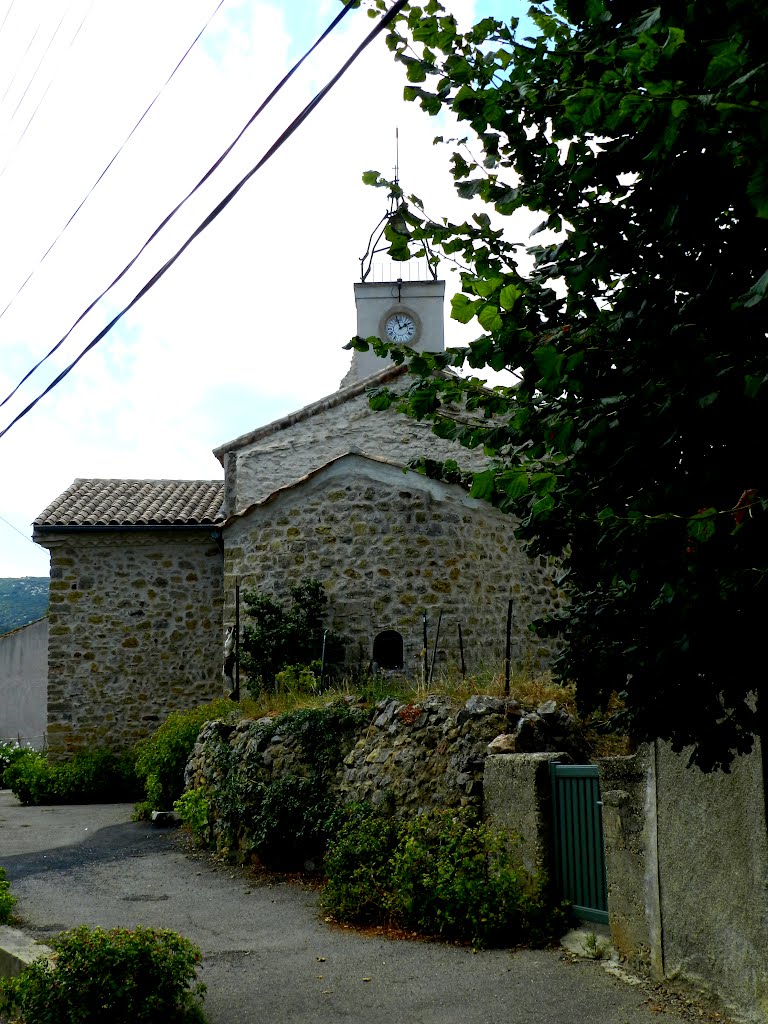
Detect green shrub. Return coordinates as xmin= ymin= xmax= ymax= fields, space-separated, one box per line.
xmin=134 ymin=699 xmax=236 ymax=814
xmin=174 ymin=788 xmax=211 ymax=846
xmin=240 ymin=578 xmax=346 ymax=694
xmin=0 ymin=866 xmax=16 ymax=925
xmin=245 ymin=775 xmax=334 ymax=870
xmin=0 ymin=739 xmax=35 ymax=782
xmin=0 ymin=925 xmax=207 ymax=1024
xmin=322 ymin=804 xmax=402 ymax=923
xmin=322 ymin=806 xmax=566 ymax=949
xmin=2 ymin=749 xmax=138 ymax=807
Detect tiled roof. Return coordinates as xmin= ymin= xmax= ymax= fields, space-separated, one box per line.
xmin=34 ymin=479 xmax=224 ymax=528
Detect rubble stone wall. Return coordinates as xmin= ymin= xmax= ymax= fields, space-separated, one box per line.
xmin=41 ymin=531 xmax=224 ymax=756
xmin=224 ymin=456 xmax=564 ymax=678
xmin=184 ymin=694 xmax=582 ymax=861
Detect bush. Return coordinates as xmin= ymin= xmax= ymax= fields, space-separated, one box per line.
xmin=0 ymin=739 xmax=35 ymax=782
xmin=2 ymin=749 xmax=138 ymax=807
xmin=240 ymin=578 xmax=345 ymax=694
xmin=0 ymin=925 xmax=207 ymax=1024
xmin=134 ymin=699 xmax=236 ymax=814
xmin=322 ymin=806 xmax=566 ymax=949
xmin=322 ymin=804 xmax=402 ymax=923
xmin=0 ymin=866 xmax=15 ymax=924
xmin=173 ymin=788 xmax=211 ymax=846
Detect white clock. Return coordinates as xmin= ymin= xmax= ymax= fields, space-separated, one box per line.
xmin=384 ymin=312 xmax=417 ymax=343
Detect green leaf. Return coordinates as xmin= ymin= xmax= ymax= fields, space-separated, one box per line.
xmin=478 ymin=304 xmax=503 ymax=332
xmin=499 ymin=283 xmax=521 ymax=310
xmin=530 ymin=494 xmax=555 ymax=516
xmin=687 ymin=508 xmax=717 ymax=542
xmin=450 ymin=293 xmax=480 ymax=324
xmin=469 ymin=470 xmax=496 ymax=502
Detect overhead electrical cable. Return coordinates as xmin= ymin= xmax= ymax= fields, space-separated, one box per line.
xmin=0 ymin=17 xmax=41 ymax=108
xmin=0 ymin=0 xmax=17 ymax=36
xmin=0 ymin=0 xmax=356 ymax=406
xmin=0 ymin=0 xmax=97 ymax=176
xmin=0 ymin=0 xmax=225 ymax=323
xmin=0 ymin=0 xmax=410 ymax=443
xmin=8 ymin=6 xmax=68 ymax=123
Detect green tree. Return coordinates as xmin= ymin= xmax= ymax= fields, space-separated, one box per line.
xmin=351 ymin=0 xmax=768 ymax=770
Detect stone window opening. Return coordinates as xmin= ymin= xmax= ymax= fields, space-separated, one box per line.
xmin=373 ymin=629 xmax=404 ymax=671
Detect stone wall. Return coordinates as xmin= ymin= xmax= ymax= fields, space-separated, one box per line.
xmin=224 ymin=455 xmax=564 ymax=677
xmin=217 ymin=370 xmax=490 ymax=518
xmin=184 ymin=693 xmax=582 ymax=863
xmin=41 ymin=530 xmax=224 ymax=756
xmin=0 ymin=617 xmax=48 ymax=749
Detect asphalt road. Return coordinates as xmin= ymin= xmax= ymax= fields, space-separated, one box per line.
xmin=0 ymin=789 xmax=693 ymax=1024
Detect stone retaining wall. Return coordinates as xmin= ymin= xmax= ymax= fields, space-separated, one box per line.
xmin=184 ymin=693 xmax=582 ymax=861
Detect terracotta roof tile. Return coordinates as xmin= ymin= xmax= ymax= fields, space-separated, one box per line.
xmin=34 ymin=479 xmax=224 ymax=528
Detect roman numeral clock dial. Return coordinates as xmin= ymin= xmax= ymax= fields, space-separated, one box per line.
xmin=385 ymin=313 xmax=416 ymax=343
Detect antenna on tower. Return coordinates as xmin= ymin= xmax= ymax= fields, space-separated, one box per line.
xmin=394 ymin=125 xmax=400 ymax=186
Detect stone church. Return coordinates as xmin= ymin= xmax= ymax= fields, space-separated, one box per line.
xmin=33 ymin=274 xmax=564 ymax=756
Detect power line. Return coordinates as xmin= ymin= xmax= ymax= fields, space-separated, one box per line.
xmin=0 ymin=0 xmax=357 ymax=410
xmin=0 ymin=0 xmax=96 ymax=178
xmin=8 ymin=6 xmax=68 ymax=123
xmin=0 ymin=510 xmax=35 ymax=544
xmin=0 ymin=0 xmax=409 ymax=443
xmin=0 ymin=0 xmax=221 ymax=320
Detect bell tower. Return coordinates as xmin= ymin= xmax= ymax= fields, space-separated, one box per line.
xmin=341 ymin=137 xmax=445 ymax=388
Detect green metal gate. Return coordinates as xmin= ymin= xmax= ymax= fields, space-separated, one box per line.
xmin=549 ymin=762 xmax=609 ymax=924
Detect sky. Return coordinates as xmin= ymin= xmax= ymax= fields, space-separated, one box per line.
xmin=0 ymin=0 xmax=534 ymax=578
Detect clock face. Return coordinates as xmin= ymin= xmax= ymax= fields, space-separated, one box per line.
xmin=385 ymin=312 xmax=416 ymax=343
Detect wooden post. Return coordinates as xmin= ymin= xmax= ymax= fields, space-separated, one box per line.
xmin=422 ymin=611 xmax=429 ymax=685
xmin=234 ymin=578 xmax=241 ymax=702
xmin=504 ymin=598 xmax=513 ymax=697
xmin=428 ymin=610 xmax=443 ymax=686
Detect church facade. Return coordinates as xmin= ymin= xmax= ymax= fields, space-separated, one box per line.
xmin=33 ymin=278 xmax=564 ymax=755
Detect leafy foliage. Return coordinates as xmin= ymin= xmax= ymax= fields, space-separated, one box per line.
xmin=0 ymin=866 xmax=16 ymax=925
xmin=240 ymin=578 xmax=346 ymax=695
xmin=0 ymin=577 xmax=48 ymax=634
xmin=2 ymin=749 xmax=138 ymax=806
xmin=322 ymin=804 xmax=566 ymax=948
xmin=133 ymin=699 xmax=236 ymax=814
xmin=190 ymin=703 xmax=367 ymax=869
xmin=0 ymin=925 xmax=207 ymax=1024
xmin=0 ymin=739 xmax=35 ymax=781
xmin=353 ymin=0 xmax=768 ymax=770
xmin=173 ymin=788 xmax=211 ymax=846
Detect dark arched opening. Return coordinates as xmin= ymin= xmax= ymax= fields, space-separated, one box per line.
xmin=373 ymin=629 xmax=404 ymax=671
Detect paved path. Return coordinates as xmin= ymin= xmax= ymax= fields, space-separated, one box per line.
xmin=0 ymin=790 xmax=690 ymax=1024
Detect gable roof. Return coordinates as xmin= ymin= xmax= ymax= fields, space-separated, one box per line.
xmin=220 ymin=449 xmax=491 ymax=529
xmin=34 ymin=479 xmax=224 ymax=529
xmin=212 ymin=363 xmax=408 ymax=463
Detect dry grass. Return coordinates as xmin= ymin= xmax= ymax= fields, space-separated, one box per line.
xmin=229 ymin=663 xmax=630 ymax=759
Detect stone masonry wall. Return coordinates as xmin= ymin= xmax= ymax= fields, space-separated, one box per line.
xmin=184 ymin=693 xmax=582 ymax=862
xmin=43 ymin=531 xmax=224 ymax=756
xmin=223 ymin=378 xmax=490 ymax=517
xmin=224 ymin=455 xmax=565 ymax=676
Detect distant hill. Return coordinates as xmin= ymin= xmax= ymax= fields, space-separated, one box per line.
xmin=0 ymin=577 xmax=49 ymax=635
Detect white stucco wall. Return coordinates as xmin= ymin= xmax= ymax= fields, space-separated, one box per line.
xmin=0 ymin=617 xmax=48 ymax=748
